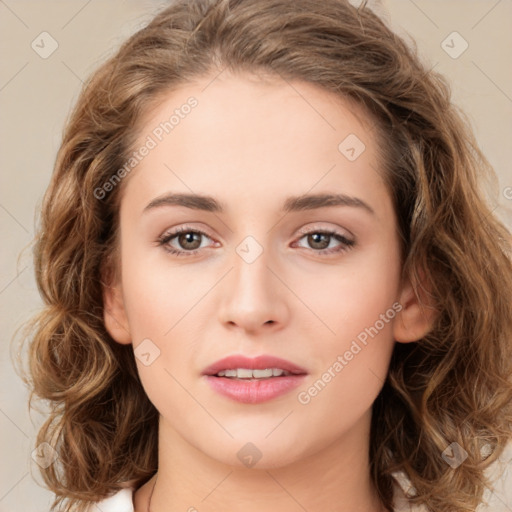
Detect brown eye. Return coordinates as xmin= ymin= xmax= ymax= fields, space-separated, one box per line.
xmin=295 ymin=230 xmax=355 ymax=255
xmin=157 ymin=227 xmax=214 ymax=257
xmin=306 ymin=232 xmax=331 ymax=250
xmin=176 ymin=231 xmax=202 ymax=250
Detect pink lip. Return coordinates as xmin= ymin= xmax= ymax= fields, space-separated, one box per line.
xmin=202 ymin=354 xmax=308 ymax=404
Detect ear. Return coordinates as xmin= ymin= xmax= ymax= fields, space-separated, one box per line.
xmin=393 ymin=268 xmax=437 ymax=343
xmin=102 ymin=272 xmax=132 ymax=345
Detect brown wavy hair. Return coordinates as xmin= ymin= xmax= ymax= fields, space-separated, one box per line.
xmin=14 ymin=0 xmax=512 ymax=510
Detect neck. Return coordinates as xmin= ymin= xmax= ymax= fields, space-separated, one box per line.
xmin=141 ymin=411 xmax=387 ymax=512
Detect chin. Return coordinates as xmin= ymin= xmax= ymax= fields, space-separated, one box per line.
xmin=196 ymin=433 xmax=310 ymax=470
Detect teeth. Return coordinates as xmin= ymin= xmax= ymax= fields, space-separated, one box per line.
xmin=215 ymin=368 xmax=291 ymax=379
xmin=237 ymin=368 xmax=253 ymax=378
xmin=253 ymin=369 xmax=273 ymax=378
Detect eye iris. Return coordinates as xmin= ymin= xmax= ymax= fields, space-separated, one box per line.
xmin=179 ymin=232 xmax=201 ymax=250
xmin=308 ymin=233 xmax=330 ymax=250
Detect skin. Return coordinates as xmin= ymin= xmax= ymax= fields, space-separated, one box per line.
xmin=103 ymin=70 xmax=433 ymax=512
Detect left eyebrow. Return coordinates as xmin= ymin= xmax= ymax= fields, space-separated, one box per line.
xmin=283 ymin=193 xmax=375 ymax=215
xmin=143 ymin=192 xmax=375 ymax=216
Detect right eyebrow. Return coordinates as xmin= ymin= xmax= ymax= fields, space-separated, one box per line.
xmin=143 ymin=192 xmax=222 ymax=213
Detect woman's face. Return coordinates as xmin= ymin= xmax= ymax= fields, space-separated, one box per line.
xmin=104 ymin=71 xmax=411 ymax=468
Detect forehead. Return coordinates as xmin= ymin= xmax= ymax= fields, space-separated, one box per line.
xmin=135 ymin=71 xmax=377 ymax=153
xmin=120 ymin=71 xmax=388 ymax=217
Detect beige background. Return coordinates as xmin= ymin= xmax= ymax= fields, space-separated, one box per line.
xmin=1 ymin=0 xmax=511 ymax=510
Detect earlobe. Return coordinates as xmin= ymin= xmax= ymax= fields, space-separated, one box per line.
xmin=103 ymin=282 xmax=132 ymax=345
xmin=393 ymin=271 xmax=437 ymax=344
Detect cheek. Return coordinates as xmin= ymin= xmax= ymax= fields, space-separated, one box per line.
xmin=295 ymin=275 xmax=398 ymax=437
xmin=120 ymin=244 xmax=207 ymax=341
xmin=120 ymin=261 xmax=200 ymax=415
xmin=300 ymin=245 xmax=401 ymax=346
xmin=294 ymin=242 xmax=400 ymax=407
xmin=120 ymin=247 xmax=209 ymax=393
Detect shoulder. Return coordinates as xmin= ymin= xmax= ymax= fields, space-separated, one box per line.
xmin=391 ymin=473 xmax=428 ymax=512
xmin=391 ymin=439 xmax=512 ymax=511
xmin=83 ymin=446 xmax=512 ymax=512
xmin=85 ymin=487 xmax=134 ymax=512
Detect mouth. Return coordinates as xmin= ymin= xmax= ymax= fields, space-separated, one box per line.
xmin=215 ymin=368 xmax=296 ymax=378
xmin=202 ymin=355 xmax=308 ymax=404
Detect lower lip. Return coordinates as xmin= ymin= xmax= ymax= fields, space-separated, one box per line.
xmin=204 ymin=375 xmax=307 ymax=404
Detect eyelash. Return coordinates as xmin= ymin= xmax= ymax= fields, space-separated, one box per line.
xmin=157 ymin=225 xmax=355 ymax=257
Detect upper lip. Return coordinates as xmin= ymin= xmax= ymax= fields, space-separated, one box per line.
xmin=202 ymin=355 xmax=308 ymax=376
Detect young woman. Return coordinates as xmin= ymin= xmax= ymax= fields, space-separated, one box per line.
xmin=18 ymin=0 xmax=512 ymax=511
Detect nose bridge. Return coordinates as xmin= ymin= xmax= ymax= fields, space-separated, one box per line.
xmin=218 ymin=232 xmax=287 ymax=331
xmin=232 ymin=233 xmax=274 ymax=303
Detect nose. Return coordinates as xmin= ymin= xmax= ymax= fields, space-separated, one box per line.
xmin=217 ymin=238 xmax=290 ymax=335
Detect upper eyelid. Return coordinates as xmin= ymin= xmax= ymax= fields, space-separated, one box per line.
xmin=161 ymin=223 xmax=354 ymax=240
xmin=160 ymin=224 xmax=355 ymax=248
xmin=161 ymin=225 xmax=216 ymax=242
xmin=296 ymin=223 xmax=354 ymax=240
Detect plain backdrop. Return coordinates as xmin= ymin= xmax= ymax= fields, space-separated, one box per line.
xmin=1 ymin=1 xmax=511 ymax=511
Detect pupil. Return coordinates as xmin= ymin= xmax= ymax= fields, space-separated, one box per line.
xmin=309 ymin=233 xmax=329 ymax=249
xmin=180 ymin=232 xmax=201 ymax=249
